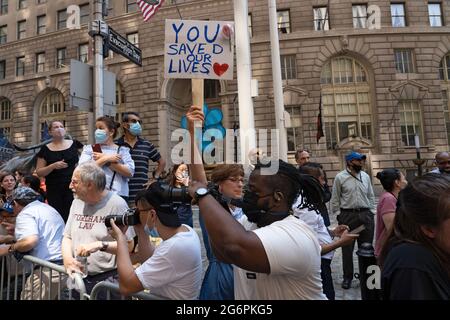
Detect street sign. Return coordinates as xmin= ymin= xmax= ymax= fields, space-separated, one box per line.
xmin=69 ymin=59 xmax=117 ymax=116
xmin=107 ymin=26 xmax=142 ymax=66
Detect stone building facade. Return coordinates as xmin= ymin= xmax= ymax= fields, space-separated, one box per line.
xmin=1 ymin=0 xmax=450 ymax=183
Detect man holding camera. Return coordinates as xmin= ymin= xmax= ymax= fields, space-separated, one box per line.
xmin=109 ymin=182 xmax=202 ymax=300
xmin=62 ymin=161 xmax=134 ymax=299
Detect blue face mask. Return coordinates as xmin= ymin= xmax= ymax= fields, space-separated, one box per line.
xmin=95 ymin=129 xmax=108 ymax=144
xmin=129 ymin=122 xmax=142 ymax=136
xmin=143 ymin=214 xmax=159 ymax=237
xmin=144 ymin=225 xmax=160 ymax=237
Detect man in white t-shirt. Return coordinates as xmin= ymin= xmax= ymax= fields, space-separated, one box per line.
xmin=190 ymin=159 xmax=327 ymax=299
xmin=109 ymin=181 xmax=202 ymax=300
xmin=6 ymin=187 xmax=65 ymax=300
xmin=185 ymin=105 xmax=326 ymax=299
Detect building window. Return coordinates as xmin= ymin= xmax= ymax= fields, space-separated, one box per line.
xmin=56 ymin=47 xmax=67 ymax=68
xmin=280 ymin=55 xmax=296 ymax=80
xmin=36 ymin=52 xmax=45 ymax=73
xmin=80 ymin=3 xmax=90 ymax=25
xmin=0 ymin=98 xmax=11 ymax=140
xmin=0 ymin=25 xmax=6 ymax=44
xmin=391 ymin=3 xmax=406 ymax=27
xmin=127 ymin=0 xmax=137 ymax=13
xmin=439 ymin=54 xmax=450 ymax=81
xmin=37 ymin=15 xmax=46 ymax=35
xmin=126 ymin=32 xmax=139 ymax=47
xmin=0 ymin=98 xmax=11 ymax=121
xmin=321 ymin=57 xmax=372 ymax=150
xmin=0 ymin=0 xmax=7 ymax=15
xmin=37 ymin=0 xmax=47 ymax=4
xmin=204 ymin=79 xmax=220 ymax=99
xmin=40 ymin=91 xmax=65 ymax=115
xmin=285 ymin=106 xmax=302 ymax=152
xmin=18 ymin=0 xmax=26 ymax=10
xmin=16 ymin=56 xmax=25 ymax=76
xmin=394 ymin=49 xmax=414 ymax=73
xmin=57 ymin=9 xmax=67 ymax=30
xmin=313 ymin=6 xmax=329 ymax=31
xmin=277 ymin=10 xmax=290 ymax=34
xmin=17 ymin=20 xmax=26 ymax=40
xmin=352 ymin=4 xmax=367 ymax=29
xmin=39 ymin=90 xmax=66 ymax=140
xmin=0 ymin=60 xmax=5 ymax=80
xmin=78 ymin=43 xmax=89 ymax=63
xmin=248 ymin=13 xmax=253 ymax=38
xmin=442 ymin=90 xmax=450 ymax=144
xmin=321 ymin=57 xmax=367 ymax=85
xmin=428 ymin=2 xmax=443 ymax=27
xmin=399 ymin=100 xmax=422 ymax=146
xmin=114 ymin=81 xmax=126 ymax=123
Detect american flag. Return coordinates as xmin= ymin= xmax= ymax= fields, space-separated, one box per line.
xmin=137 ymin=0 xmax=165 ymax=22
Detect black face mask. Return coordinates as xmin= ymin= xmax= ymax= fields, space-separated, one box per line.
xmin=240 ymin=189 xmax=290 ymax=226
xmin=239 ymin=190 xmax=268 ymax=224
xmin=352 ymin=164 xmax=362 ymax=173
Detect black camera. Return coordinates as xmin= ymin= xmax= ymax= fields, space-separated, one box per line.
xmin=105 ymin=208 xmax=140 ymax=228
xmin=159 ymin=184 xmax=192 ymax=204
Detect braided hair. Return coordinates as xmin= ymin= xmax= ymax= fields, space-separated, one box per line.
xmin=254 ymin=159 xmax=324 ymax=212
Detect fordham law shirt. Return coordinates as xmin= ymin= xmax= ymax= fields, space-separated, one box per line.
xmin=64 ymin=191 xmax=132 ymax=275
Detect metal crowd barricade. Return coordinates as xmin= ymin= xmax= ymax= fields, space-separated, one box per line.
xmin=0 ymin=253 xmax=87 ymax=300
xmin=90 ymin=281 xmax=166 ymax=300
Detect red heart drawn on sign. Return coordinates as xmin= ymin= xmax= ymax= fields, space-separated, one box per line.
xmin=213 ymin=63 xmax=229 ymax=76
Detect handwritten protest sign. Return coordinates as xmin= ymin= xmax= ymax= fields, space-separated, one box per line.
xmin=164 ymin=19 xmax=234 ymax=80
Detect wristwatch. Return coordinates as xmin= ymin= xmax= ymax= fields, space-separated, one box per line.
xmin=194 ymin=187 xmax=209 ymax=202
xmin=99 ymin=241 xmax=109 ymax=252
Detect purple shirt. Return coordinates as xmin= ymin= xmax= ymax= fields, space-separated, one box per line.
xmin=375 ymin=192 xmax=397 ymax=257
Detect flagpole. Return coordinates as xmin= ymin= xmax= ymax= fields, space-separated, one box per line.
xmin=233 ymin=0 xmax=256 ymax=173
xmin=268 ymin=0 xmax=288 ymax=161
xmin=171 ymin=0 xmax=183 ymax=20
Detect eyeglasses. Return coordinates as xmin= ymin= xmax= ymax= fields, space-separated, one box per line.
xmin=128 ymin=119 xmax=141 ymax=124
xmin=437 ymin=160 xmax=450 ymax=165
xmin=135 ymin=207 xmax=152 ymax=214
xmin=226 ymin=177 xmax=244 ymax=184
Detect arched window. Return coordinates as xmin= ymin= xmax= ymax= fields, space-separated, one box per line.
xmin=114 ymin=81 xmax=126 ymax=123
xmin=39 ymin=90 xmax=65 ymax=140
xmin=320 ymin=57 xmax=372 ymax=149
xmin=0 ymin=97 xmax=11 ymax=140
xmin=439 ymin=53 xmax=450 ymax=81
xmin=440 ymin=54 xmax=450 ymax=144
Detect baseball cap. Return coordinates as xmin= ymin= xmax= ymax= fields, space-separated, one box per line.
xmin=12 ymin=187 xmax=40 ymax=202
xmin=0 ymin=201 xmax=14 ymax=214
xmin=345 ymin=151 xmax=367 ymax=162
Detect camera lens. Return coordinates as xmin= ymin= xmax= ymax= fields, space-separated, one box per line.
xmin=104 ymin=209 xmax=140 ymax=228
xmin=160 ymin=183 xmax=192 ymax=204
xmin=105 ymin=214 xmax=124 ymax=228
